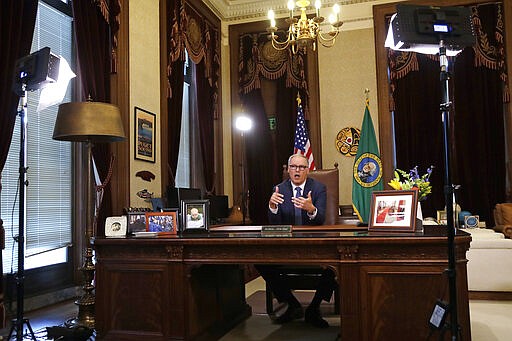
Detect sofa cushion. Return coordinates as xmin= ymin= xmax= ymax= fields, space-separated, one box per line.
xmin=467 ymin=228 xmax=512 ymax=249
xmin=466 ymin=228 xmax=504 ymax=239
xmin=495 ymin=203 xmax=512 ymax=225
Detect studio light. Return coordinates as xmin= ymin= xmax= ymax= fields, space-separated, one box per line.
xmin=9 ymin=46 xmax=75 ymax=341
xmin=235 ymin=115 xmax=253 ymax=225
xmin=235 ymin=115 xmax=253 ymax=132
xmin=267 ymin=0 xmax=342 ymax=54
xmin=385 ymin=5 xmax=475 ymax=340
xmin=385 ymin=4 xmax=474 ymax=56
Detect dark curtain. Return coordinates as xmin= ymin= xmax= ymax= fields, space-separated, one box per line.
xmin=242 ymin=85 xmax=306 ymax=225
xmin=452 ymin=48 xmax=506 ymax=222
xmin=0 ymin=0 xmax=38 ymax=328
xmin=166 ymin=59 xmax=184 ymax=183
xmin=166 ymin=0 xmax=219 ymax=190
xmin=391 ymin=2 xmax=508 ymax=224
xmin=72 ymin=0 xmax=119 ymax=232
xmin=195 ymin=61 xmax=215 ymax=193
xmin=242 ymin=90 xmax=277 ymax=225
xmin=166 ymin=0 xmax=184 ymax=182
xmin=238 ymin=29 xmax=309 ymax=224
xmin=0 ymin=0 xmax=38 ymax=172
xmin=392 ymin=55 xmax=446 ymax=217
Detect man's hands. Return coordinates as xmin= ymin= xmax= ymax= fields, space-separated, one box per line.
xmin=292 ymin=190 xmax=316 ymax=214
xmin=269 ymin=186 xmax=284 ymax=209
xmin=269 ymin=186 xmax=316 ymax=214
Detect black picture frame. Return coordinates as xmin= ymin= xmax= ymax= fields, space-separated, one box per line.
xmin=127 ymin=212 xmax=148 ymax=234
xmin=180 ymin=200 xmax=209 ymax=233
xmin=134 ymin=106 xmax=156 ymax=163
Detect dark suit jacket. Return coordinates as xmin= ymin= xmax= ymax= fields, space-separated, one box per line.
xmin=268 ymin=177 xmax=326 ymax=225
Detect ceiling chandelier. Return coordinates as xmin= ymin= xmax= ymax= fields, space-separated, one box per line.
xmin=267 ymin=0 xmax=342 ymax=54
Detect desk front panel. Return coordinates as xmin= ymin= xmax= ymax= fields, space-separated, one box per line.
xmin=93 ymin=228 xmax=471 ymax=341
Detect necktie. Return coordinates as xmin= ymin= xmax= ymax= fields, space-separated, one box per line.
xmin=294 ymin=187 xmax=302 ymax=225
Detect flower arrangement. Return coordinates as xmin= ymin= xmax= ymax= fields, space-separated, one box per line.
xmin=388 ymin=166 xmax=434 ymax=201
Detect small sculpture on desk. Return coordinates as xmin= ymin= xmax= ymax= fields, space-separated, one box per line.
xmin=225 ymin=205 xmax=243 ymax=224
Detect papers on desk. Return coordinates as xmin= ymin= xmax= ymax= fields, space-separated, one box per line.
xmin=133 ymin=231 xmax=158 ymax=237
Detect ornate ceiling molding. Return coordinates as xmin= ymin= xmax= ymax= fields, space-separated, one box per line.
xmin=204 ymin=0 xmax=381 ymax=23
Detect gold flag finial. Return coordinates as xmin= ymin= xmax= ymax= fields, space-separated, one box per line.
xmin=364 ymin=88 xmax=370 ymax=99
xmin=296 ymin=92 xmax=301 ymax=106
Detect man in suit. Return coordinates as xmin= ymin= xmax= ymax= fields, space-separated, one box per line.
xmin=256 ymin=153 xmax=336 ymax=328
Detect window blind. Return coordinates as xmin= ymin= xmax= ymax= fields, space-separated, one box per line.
xmin=1 ymin=1 xmax=73 ymax=273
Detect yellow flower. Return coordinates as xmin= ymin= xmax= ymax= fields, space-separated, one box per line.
xmin=388 ymin=178 xmax=402 ymax=190
xmin=388 ymin=166 xmax=434 ymax=201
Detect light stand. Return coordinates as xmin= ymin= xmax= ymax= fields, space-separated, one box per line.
xmin=439 ymin=40 xmax=460 ymax=341
xmin=7 ymin=86 xmax=36 ymax=341
xmin=386 ymin=5 xmax=475 ymax=341
xmin=8 ymin=47 xmax=64 ymax=341
xmin=235 ymin=115 xmax=252 ymax=225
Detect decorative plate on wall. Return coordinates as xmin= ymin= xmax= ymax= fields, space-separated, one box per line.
xmin=336 ymin=127 xmax=360 ymax=156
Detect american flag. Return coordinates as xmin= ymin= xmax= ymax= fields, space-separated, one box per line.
xmin=293 ymin=96 xmax=315 ymax=170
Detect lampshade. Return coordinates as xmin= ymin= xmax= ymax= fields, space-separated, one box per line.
xmin=53 ymin=102 xmax=126 ymax=142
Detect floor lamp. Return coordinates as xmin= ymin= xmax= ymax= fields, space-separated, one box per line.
xmin=8 ymin=47 xmax=74 ymax=341
xmin=386 ymin=5 xmax=474 ymax=340
xmin=235 ymin=115 xmax=252 ymax=225
xmin=52 ymin=101 xmax=125 ymax=328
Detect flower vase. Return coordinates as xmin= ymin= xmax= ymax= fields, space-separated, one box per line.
xmin=416 ymin=202 xmax=424 ymax=233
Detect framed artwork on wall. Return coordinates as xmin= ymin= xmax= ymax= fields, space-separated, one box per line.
xmin=134 ymin=106 xmax=156 ymax=163
xmin=368 ymin=190 xmax=418 ymax=232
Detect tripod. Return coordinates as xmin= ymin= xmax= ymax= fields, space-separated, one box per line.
xmin=7 ymin=86 xmax=37 ymax=341
xmin=438 ymin=40 xmax=461 ymax=341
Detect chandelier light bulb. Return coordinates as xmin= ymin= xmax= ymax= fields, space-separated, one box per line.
xmin=333 ymin=3 xmax=340 ymax=14
xmin=268 ymin=9 xmax=275 ymax=21
xmin=288 ymin=0 xmax=295 ymax=11
xmin=315 ymin=0 xmax=321 ymax=17
xmin=328 ymin=14 xmax=336 ymax=24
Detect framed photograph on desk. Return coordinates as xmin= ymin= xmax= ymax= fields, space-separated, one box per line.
xmin=127 ymin=211 xmax=148 ymax=234
xmin=369 ymin=190 xmax=418 ymax=232
xmin=180 ymin=200 xmax=209 ymax=233
xmin=145 ymin=211 xmax=178 ymax=234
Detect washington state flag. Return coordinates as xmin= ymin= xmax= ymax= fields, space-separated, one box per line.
xmin=352 ymin=98 xmax=383 ymax=224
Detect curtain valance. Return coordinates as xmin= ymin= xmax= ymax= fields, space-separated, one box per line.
xmin=238 ymin=31 xmax=308 ymax=95
xmin=167 ymin=0 xmax=220 ymax=117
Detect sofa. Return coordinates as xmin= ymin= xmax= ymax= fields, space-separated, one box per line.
xmin=493 ymin=203 xmax=512 ymax=238
xmin=466 ymin=227 xmax=512 ymax=296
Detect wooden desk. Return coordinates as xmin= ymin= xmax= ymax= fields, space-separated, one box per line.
xmin=93 ymin=226 xmax=471 ymax=341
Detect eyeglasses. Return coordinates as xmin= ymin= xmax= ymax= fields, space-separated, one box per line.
xmin=289 ymin=164 xmax=308 ymax=171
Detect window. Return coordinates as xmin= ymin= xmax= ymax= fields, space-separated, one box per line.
xmin=1 ymin=0 xmax=73 ymax=274
xmin=176 ymin=52 xmax=205 ymax=191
